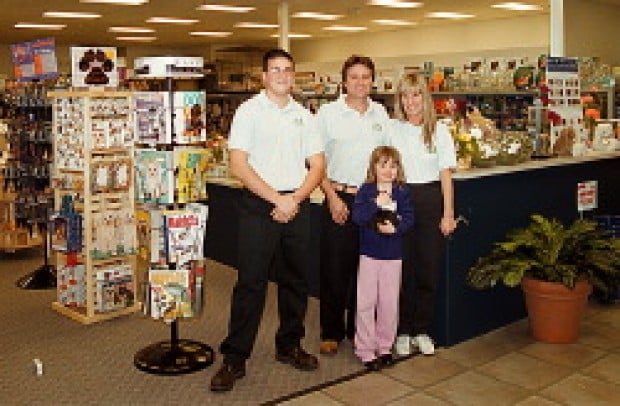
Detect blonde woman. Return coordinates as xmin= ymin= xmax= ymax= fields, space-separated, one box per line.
xmin=389 ymin=73 xmax=457 ymax=356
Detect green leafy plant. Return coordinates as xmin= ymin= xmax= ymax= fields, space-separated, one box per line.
xmin=467 ymin=214 xmax=620 ymax=292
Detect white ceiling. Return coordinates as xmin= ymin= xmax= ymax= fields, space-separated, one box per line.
xmin=0 ymin=0 xmax=558 ymax=48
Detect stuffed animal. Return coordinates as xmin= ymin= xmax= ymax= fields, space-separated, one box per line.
xmin=373 ymin=208 xmax=400 ymax=233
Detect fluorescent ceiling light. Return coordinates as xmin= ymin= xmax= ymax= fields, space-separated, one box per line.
xmin=80 ymin=0 xmax=148 ymax=5
xmin=43 ymin=11 xmax=102 ymax=19
xmin=190 ymin=31 xmax=233 ymax=37
xmin=196 ymin=4 xmax=255 ymax=13
xmin=368 ymin=0 xmax=423 ymax=8
xmin=116 ymin=36 xmax=157 ymax=41
xmin=234 ymin=22 xmax=278 ymax=28
xmin=147 ymin=17 xmax=199 ymax=24
xmin=270 ymin=33 xmax=312 ymax=38
xmin=323 ymin=25 xmax=367 ymax=32
xmin=426 ymin=11 xmax=475 ymax=19
xmin=292 ymin=12 xmax=342 ymax=21
xmin=15 ymin=22 xmax=66 ymax=30
xmin=373 ymin=19 xmax=416 ymax=26
xmin=491 ymin=2 xmax=542 ymax=11
xmin=109 ymin=26 xmax=155 ymax=33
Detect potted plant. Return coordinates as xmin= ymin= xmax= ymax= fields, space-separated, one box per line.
xmin=467 ymin=214 xmax=620 ymax=343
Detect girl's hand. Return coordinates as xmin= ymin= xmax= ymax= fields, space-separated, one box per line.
xmin=439 ymin=215 xmax=457 ymax=236
xmin=377 ymin=220 xmax=396 ymax=234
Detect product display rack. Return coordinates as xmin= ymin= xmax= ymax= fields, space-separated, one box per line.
xmin=49 ymin=90 xmax=140 ymax=324
xmin=133 ymin=76 xmax=214 ymax=375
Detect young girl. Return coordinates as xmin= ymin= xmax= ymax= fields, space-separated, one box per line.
xmin=352 ymin=146 xmax=414 ymax=370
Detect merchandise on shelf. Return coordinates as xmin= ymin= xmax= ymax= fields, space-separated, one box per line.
xmin=49 ymin=90 xmax=138 ymax=324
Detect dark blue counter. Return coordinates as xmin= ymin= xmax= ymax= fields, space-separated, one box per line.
xmin=205 ymin=154 xmax=620 ymax=347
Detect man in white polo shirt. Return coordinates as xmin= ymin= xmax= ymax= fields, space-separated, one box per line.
xmin=317 ymin=55 xmax=390 ymax=355
xmin=210 ymin=49 xmax=325 ymax=392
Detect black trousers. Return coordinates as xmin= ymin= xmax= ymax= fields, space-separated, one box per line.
xmin=398 ymin=182 xmax=446 ymax=336
xmin=220 ymin=190 xmax=311 ymax=366
xmin=319 ymin=191 xmax=358 ymax=342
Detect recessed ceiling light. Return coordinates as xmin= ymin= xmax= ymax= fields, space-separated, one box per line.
xmin=426 ymin=11 xmax=475 ymax=19
xmin=491 ymin=2 xmax=542 ymax=11
xmin=368 ymin=0 xmax=423 ymax=8
xmin=146 ymin=17 xmax=199 ymax=24
xmin=43 ymin=11 xmax=102 ymax=19
xmin=270 ymin=33 xmax=312 ymax=38
xmin=80 ymin=0 xmax=148 ymax=5
xmin=323 ymin=25 xmax=368 ymax=32
xmin=292 ymin=12 xmax=342 ymax=21
xmin=15 ymin=22 xmax=66 ymax=30
xmin=116 ymin=36 xmax=157 ymax=41
xmin=109 ymin=26 xmax=155 ymax=33
xmin=373 ymin=19 xmax=416 ymax=26
xmin=234 ymin=22 xmax=278 ymax=28
xmin=190 ymin=31 xmax=233 ymax=37
xmin=196 ymin=4 xmax=255 ymax=13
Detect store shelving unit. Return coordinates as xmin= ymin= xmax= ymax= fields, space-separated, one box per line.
xmin=49 ymin=90 xmax=139 ymax=324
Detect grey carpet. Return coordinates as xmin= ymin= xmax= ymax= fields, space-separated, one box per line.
xmin=0 ymin=248 xmax=364 ymax=405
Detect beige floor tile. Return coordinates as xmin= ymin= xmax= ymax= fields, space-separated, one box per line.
xmin=425 ymin=370 xmax=530 ymax=406
xmin=542 ymin=373 xmax=620 ymax=405
xmin=386 ymin=392 xmax=451 ymax=405
xmin=322 ymin=372 xmax=412 ymax=405
xmin=514 ymin=395 xmax=562 ymax=405
xmin=383 ymin=355 xmax=465 ymax=388
xmin=578 ymin=320 xmax=620 ymax=351
xmin=280 ymin=391 xmax=344 ymax=405
xmin=519 ymin=341 xmax=604 ymax=368
xmin=587 ymin=304 xmax=620 ymax=329
xmin=484 ymin=318 xmax=537 ymax=350
xmin=437 ymin=328 xmax=528 ymax=368
xmin=581 ymin=353 xmax=620 ymax=385
xmin=476 ymin=352 xmax=572 ymax=390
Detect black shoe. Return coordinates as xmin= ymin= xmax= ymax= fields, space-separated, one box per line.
xmin=363 ymin=359 xmax=381 ymax=371
xmin=210 ymin=363 xmax=246 ymax=392
xmin=379 ymin=353 xmax=394 ymax=368
xmin=276 ymin=346 xmax=319 ymax=371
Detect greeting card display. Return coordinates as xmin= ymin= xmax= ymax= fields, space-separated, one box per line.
xmin=135 ymin=149 xmax=174 ymax=204
xmin=134 ymin=92 xmax=171 ymax=145
xmin=148 ymin=269 xmax=192 ymax=321
xmin=173 ymin=92 xmax=206 ymax=144
xmin=95 ymin=266 xmax=135 ymax=313
xmin=174 ymin=148 xmax=212 ymax=203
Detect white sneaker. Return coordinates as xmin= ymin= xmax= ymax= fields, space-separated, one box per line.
xmin=412 ymin=334 xmax=435 ymax=355
xmin=394 ymin=335 xmax=412 ymax=356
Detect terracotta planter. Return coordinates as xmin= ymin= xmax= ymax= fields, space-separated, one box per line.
xmin=521 ymin=278 xmax=592 ymax=344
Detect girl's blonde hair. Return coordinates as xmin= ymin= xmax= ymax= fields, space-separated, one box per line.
xmin=394 ymin=73 xmax=437 ymax=148
xmin=365 ymin=146 xmax=406 ymax=185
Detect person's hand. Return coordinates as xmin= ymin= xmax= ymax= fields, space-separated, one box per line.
xmin=328 ymin=194 xmax=349 ymax=225
xmin=439 ymin=215 xmax=457 ymax=236
xmin=271 ymin=207 xmax=297 ymax=223
xmin=375 ymin=190 xmax=392 ymax=207
xmin=377 ymin=220 xmax=396 ymax=234
xmin=274 ymin=193 xmax=298 ymax=217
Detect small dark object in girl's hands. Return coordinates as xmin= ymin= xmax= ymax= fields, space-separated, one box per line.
xmin=373 ymin=209 xmax=399 ymax=232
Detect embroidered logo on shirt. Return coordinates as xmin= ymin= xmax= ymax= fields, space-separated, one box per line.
xmin=293 ymin=117 xmax=303 ymax=126
xmin=373 ymin=123 xmax=383 ymax=132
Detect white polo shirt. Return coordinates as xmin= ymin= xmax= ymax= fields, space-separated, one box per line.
xmin=317 ymin=95 xmax=389 ymax=187
xmin=228 ymin=91 xmax=323 ymax=191
xmin=389 ymin=119 xmax=457 ymax=184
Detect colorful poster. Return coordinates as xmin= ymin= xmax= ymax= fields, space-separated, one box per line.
xmin=10 ymin=38 xmax=58 ymax=82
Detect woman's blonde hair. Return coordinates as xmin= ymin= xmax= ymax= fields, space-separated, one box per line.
xmin=394 ymin=73 xmax=437 ymax=148
xmin=365 ymin=146 xmax=406 ymax=185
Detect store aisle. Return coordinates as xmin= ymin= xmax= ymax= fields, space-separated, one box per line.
xmin=2 ymin=248 xmax=619 ymax=405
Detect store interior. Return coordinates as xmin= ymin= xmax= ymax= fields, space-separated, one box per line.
xmin=0 ymin=1 xmax=619 ymax=404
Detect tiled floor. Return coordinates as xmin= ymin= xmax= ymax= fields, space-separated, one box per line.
xmin=282 ymin=302 xmax=620 ymax=405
